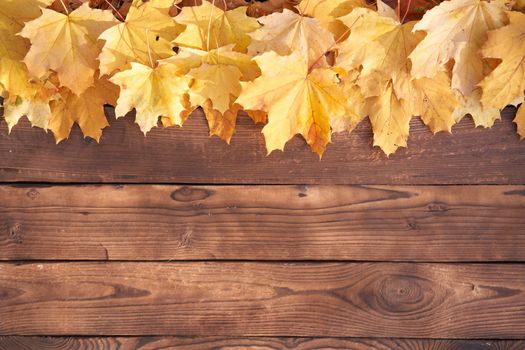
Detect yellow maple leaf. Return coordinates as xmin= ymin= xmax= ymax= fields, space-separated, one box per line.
xmin=174 ymin=2 xmax=259 ymax=52
xmin=0 ymin=0 xmax=53 ymax=98
xmin=20 ymin=3 xmax=117 ymax=95
xmin=3 ymin=81 xmax=57 ymax=132
xmin=110 ymin=61 xmax=192 ymax=134
xmin=368 ymin=82 xmax=412 ymax=156
xmin=337 ymin=5 xmax=458 ymax=136
xmin=48 ymin=76 xmax=118 ymax=143
xmin=98 ymin=0 xmax=182 ymax=76
xmin=408 ymin=73 xmax=459 ymax=133
xmin=453 ymin=89 xmax=501 ymax=128
xmin=479 ymin=11 xmax=525 ymax=110
xmin=163 ymin=46 xmax=260 ymax=142
xmin=296 ymin=0 xmax=368 ymax=37
xmin=237 ymin=51 xmax=350 ymax=157
xmin=410 ymin=0 xmax=509 ymax=97
xmin=247 ymin=9 xmax=334 ymax=65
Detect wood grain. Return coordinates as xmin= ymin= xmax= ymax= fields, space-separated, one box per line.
xmin=0 ymin=107 xmax=524 ymax=184
xmin=2 ymin=185 xmax=525 ymax=261
xmin=1 ymin=337 xmax=524 ymax=350
xmin=1 ymin=262 xmax=524 ymax=337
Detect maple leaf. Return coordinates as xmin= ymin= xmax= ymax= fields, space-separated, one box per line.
xmin=337 ymin=4 xmax=458 ymax=139
xmin=368 ymin=82 xmax=412 ymax=156
xmin=174 ymin=1 xmax=260 ymax=52
xmin=237 ymin=51 xmax=350 ymax=157
xmin=296 ymin=0 xmax=368 ymax=37
xmin=164 ymin=46 xmax=260 ymax=142
xmin=247 ymin=9 xmax=334 ymax=65
xmin=410 ymin=0 xmax=509 ymax=97
xmin=0 ymin=0 xmax=54 ymax=98
xmin=20 ymin=3 xmax=117 ymax=95
xmin=3 ymin=80 xmax=57 ymax=132
xmin=98 ymin=0 xmax=182 ymax=76
xmin=48 ymin=75 xmax=118 ymax=142
xmin=453 ymin=89 xmax=501 ymax=127
xmin=479 ymin=11 xmax=525 ymax=110
xmin=110 ymin=61 xmax=192 ymax=133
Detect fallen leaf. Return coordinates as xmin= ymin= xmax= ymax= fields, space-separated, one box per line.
xmin=410 ymin=0 xmax=509 ymax=96
xmin=98 ymin=0 xmax=182 ymax=76
xmin=237 ymin=51 xmax=349 ymax=156
xmin=110 ymin=61 xmax=192 ymax=133
xmin=20 ymin=3 xmax=117 ymax=95
xmin=174 ymin=1 xmax=260 ymax=52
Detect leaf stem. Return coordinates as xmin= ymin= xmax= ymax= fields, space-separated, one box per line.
xmin=401 ymin=0 xmax=412 ymax=23
xmin=59 ymin=0 xmax=70 ymax=15
xmin=104 ymin=0 xmax=126 ymax=21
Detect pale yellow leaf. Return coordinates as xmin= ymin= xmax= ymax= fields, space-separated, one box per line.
xmin=20 ymin=3 xmax=117 ymax=95
xmin=98 ymin=0 xmax=182 ymax=76
xmin=368 ymin=82 xmax=412 ymax=156
xmin=409 ymin=0 xmax=508 ymax=96
xmin=479 ymin=11 xmax=525 ymax=109
xmin=248 ymin=9 xmax=334 ymax=65
xmin=174 ymin=2 xmax=259 ymax=52
xmin=453 ymin=89 xmax=501 ymax=128
xmin=111 ymin=61 xmax=192 ymax=133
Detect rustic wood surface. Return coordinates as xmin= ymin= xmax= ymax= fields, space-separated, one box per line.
xmin=0 ymin=107 xmax=524 ymax=184
xmin=1 ymin=337 xmax=524 ymax=350
xmin=2 ymin=105 xmax=525 ymax=347
xmin=1 ymin=184 xmax=525 ymax=261
xmin=1 ymin=262 xmax=524 ymax=337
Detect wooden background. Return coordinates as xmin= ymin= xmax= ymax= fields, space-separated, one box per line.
xmin=1 ymin=106 xmax=525 ymax=349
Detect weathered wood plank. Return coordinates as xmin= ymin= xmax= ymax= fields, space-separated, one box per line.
xmin=1 ymin=262 xmax=524 ymax=337
xmin=0 ymin=108 xmax=524 ymax=184
xmin=2 ymin=185 xmax=524 ymax=261
xmin=1 ymin=337 xmax=524 ymax=350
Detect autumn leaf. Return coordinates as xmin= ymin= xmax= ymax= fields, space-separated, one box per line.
xmin=237 ymin=51 xmax=350 ymax=156
xmin=164 ymin=46 xmax=260 ymax=142
xmin=98 ymin=0 xmax=182 ymax=76
xmin=20 ymin=3 xmax=117 ymax=95
xmin=247 ymin=9 xmax=334 ymax=65
xmin=48 ymin=75 xmax=118 ymax=142
xmin=410 ymin=0 xmax=509 ymax=97
xmin=479 ymin=11 xmax=525 ymax=110
xmin=3 ymin=80 xmax=57 ymax=131
xmin=337 ymin=4 xmax=458 ymax=140
xmin=368 ymin=82 xmax=412 ymax=156
xmin=174 ymin=1 xmax=260 ymax=52
xmin=0 ymin=0 xmax=54 ymax=98
xmin=453 ymin=89 xmax=501 ymax=127
xmin=296 ymin=0 xmax=368 ymax=37
xmin=110 ymin=61 xmax=192 ymax=133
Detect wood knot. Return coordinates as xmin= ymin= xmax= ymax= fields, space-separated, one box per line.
xmin=376 ymin=275 xmax=433 ymax=314
xmin=26 ymin=188 xmax=40 ymax=200
xmin=359 ymin=274 xmax=440 ymax=316
xmin=427 ymin=202 xmax=449 ymax=212
xmin=171 ymin=187 xmax=214 ymax=202
xmin=8 ymin=223 xmax=23 ymax=244
xmin=406 ymin=218 xmax=419 ymax=230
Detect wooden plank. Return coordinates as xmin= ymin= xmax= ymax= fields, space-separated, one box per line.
xmin=1 ymin=262 xmax=524 ymax=337
xmin=1 ymin=337 xmax=524 ymax=350
xmin=0 ymin=108 xmax=524 ymax=184
xmin=2 ymin=185 xmax=524 ymax=261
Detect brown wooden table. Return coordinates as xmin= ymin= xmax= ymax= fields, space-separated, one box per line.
xmin=1 ymin=107 xmax=524 ymax=349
